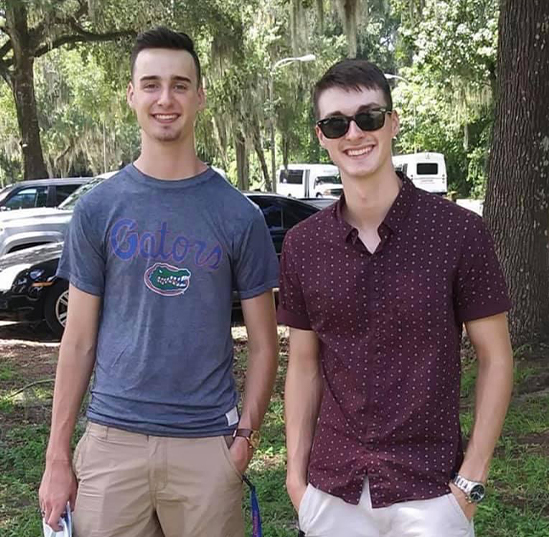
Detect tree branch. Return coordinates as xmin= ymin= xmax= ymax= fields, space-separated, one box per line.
xmin=0 ymin=57 xmax=11 ymax=86
xmin=0 ymin=39 xmax=11 ymax=61
xmin=31 ymin=0 xmax=88 ymax=49
xmin=34 ymin=28 xmax=136 ymax=58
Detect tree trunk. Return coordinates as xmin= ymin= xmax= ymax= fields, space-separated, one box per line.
xmin=484 ymin=0 xmax=549 ymax=346
xmin=235 ymin=129 xmax=249 ymax=191
xmin=11 ymin=56 xmax=48 ymax=179
xmin=6 ymin=0 xmax=49 ymax=179
xmin=251 ymin=120 xmax=271 ymax=191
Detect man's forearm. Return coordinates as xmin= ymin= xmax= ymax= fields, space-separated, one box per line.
xmin=46 ymin=339 xmax=96 ymax=461
xmin=460 ymin=350 xmax=513 ymax=482
xmin=238 ymin=343 xmax=279 ymax=430
xmin=285 ymin=359 xmax=323 ymax=484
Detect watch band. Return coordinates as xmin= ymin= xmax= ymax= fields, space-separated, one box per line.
xmin=452 ymin=474 xmax=486 ymax=504
xmin=233 ymin=428 xmax=261 ymax=449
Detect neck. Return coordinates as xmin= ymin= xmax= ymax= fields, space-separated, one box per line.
xmin=134 ymin=132 xmax=206 ymax=180
xmin=341 ymin=163 xmax=402 ymax=231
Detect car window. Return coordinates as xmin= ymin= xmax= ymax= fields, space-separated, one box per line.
xmin=253 ymin=198 xmax=283 ymax=230
xmin=55 ymin=184 xmax=82 ymax=205
xmin=417 ymin=163 xmax=438 ymax=175
xmin=281 ymin=199 xmax=318 ymax=228
xmin=3 ymin=186 xmax=48 ymax=210
xmin=59 ymin=176 xmax=106 ymax=209
xmin=314 ymin=175 xmax=341 ymax=186
xmin=280 ymin=170 xmax=304 ymax=185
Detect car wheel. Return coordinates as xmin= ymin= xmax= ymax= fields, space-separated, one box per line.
xmin=44 ymin=280 xmax=69 ymax=338
xmin=316 ymin=193 xmax=323 ymax=198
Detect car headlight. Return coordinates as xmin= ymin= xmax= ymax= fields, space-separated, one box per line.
xmin=0 ymin=264 xmax=31 ymax=291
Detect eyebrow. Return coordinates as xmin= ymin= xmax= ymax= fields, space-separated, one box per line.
xmin=138 ymin=75 xmax=193 ymax=84
xmin=323 ymin=103 xmax=386 ymax=117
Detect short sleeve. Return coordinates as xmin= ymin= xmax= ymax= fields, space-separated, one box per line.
xmin=454 ymin=216 xmax=512 ymax=323
xmin=233 ymin=208 xmax=279 ymax=300
xmin=56 ymin=200 xmax=105 ymax=296
xmin=276 ymin=232 xmax=312 ymax=330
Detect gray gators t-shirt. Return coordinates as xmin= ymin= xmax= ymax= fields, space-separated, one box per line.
xmin=57 ymin=164 xmax=279 ymax=436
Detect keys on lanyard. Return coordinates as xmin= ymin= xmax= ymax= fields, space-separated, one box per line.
xmin=242 ymin=475 xmax=263 ymax=537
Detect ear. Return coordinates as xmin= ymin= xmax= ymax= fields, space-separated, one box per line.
xmin=315 ymin=124 xmax=328 ymax=149
xmin=127 ymin=81 xmax=135 ymax=110
xmin=391 ymin=110 xmax=400 ymax=138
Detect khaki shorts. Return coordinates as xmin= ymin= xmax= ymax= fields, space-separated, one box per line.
xmin=72 ymin=422 xmax=244 ymax=537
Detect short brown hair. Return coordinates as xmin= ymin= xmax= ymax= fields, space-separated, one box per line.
xmin=313 ymin=59 xmax=392 ymax=119
xmin=130 ymin=26 xmax=202 ymax=86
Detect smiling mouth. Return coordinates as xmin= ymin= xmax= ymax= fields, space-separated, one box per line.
xmin=345 ymin=145 xmax=375 ymax=157
xmin=152 ymin=114 xmax=179 ymax=122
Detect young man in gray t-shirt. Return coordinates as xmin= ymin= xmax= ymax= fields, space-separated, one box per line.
xmin=39 ymin=27 xmax=279 ymax=537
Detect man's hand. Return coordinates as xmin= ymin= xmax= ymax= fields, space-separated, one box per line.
xmin=286 ymin=475 xmax=308 ymax=512
xmin=449 ymin=482 xmax=477 ymax=522
xmin=39 ymin=460 xmax=77 ymax=531
xmin=230 ymin=436 xmax=254 ymax=475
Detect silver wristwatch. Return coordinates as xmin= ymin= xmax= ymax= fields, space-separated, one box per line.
xmin=452 ymin=474 xmax=486 ymax=504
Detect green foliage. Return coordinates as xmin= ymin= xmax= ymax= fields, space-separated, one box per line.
xmin=391 ymin=0 xmax=499 ymax=197
xmin=0 ymin=0 xmax=500 ymax=194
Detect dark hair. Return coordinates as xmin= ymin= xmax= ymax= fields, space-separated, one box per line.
xmin=130 ymin=26 xmax=202 ymax=85
xmin=313 ymin=59 xmax=392 ymax=119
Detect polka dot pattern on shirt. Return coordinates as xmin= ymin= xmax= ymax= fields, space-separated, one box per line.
xmin=277 ymin=175 xmax=512 ymax=507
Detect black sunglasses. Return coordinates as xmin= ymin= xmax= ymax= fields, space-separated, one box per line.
xmin=316 ymin=108 xmax=392 ymax=139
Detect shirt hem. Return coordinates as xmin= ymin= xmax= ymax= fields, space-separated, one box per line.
xmin=238 ymin=279 xmax=279 ymax=300
xmin=457 ymin=300 xmax=512 ymax=324
xmin=86 ymin=416 xmax=237 ymax=438
xmin=277 ymin=307 xmax=312 ymax=330
xmin=56 ymin=270 xmax=103 ymax=297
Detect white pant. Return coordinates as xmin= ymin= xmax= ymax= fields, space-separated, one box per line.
xmin=298 ymin=478 xmax=475 ymax=537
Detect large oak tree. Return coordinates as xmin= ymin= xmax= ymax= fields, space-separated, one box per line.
xmin=484 ymin=0 xmax=549 ymax=346
xmin=0 ymin=0 xmax=137 ymax=179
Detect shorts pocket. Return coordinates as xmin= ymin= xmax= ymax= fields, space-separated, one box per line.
xmin=298 ymin=484 xmax=314 ymax=533
xmin=446 ymin=493 xmax=472 ymax=527
xmin=218 ymin=436 xmax=243 ymax=481
xmin=72 ymin=432 xmax=89 ymax=478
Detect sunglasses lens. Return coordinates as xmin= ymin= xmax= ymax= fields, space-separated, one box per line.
xmin=320 ymin=117 xmax=350 ymax=139
xmin=355 ymin=111 xmax=386 ymax=131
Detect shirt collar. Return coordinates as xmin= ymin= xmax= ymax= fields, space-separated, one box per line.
xmin=332 ymin=172 xmax=417 ymax=242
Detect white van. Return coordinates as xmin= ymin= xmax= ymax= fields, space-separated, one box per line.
xmin=277 ymin=164 xmax=342 ymax=198
xmin=392 ymin=152 xmax=447 ymax=195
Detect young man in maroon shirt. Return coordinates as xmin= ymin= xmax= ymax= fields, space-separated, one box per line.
xmin=278 ymin=59 xmax=514 ymax=537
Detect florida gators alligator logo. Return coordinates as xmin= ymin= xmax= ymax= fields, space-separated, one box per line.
xmin=144 ymin=263 xmax=191 ymax=296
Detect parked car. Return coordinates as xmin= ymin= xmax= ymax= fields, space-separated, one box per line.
xmin=0 ymin=178 xmax=89 ymax=211
xmin=277 ymin=164 xmax=342 ymax=198
xmin=0 ymin=173 xmax=113 ymax=256
xmin=392 ymin=152 xmax=448 ymax=195
xmin=0 ymin=191 xmax=318 ymax=337
xmin=300 ymin=197 xmax=338 ymax=210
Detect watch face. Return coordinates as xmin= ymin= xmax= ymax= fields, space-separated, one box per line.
xmin=249 ymin=431 xmax=261 ymax=449
xmin=470 ymin=484 xmax=486 ymax=503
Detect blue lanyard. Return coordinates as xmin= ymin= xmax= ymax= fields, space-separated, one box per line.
xmin=242 ymin=475 xmax=263 ymax=537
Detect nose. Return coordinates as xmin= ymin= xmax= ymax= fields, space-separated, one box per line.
xmin=344 ymin=118 xmax=364 ymax=140
xmin=156 ymin=86 xmax=173 ymax=106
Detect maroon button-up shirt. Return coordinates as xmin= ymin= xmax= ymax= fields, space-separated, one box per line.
xmin=277 ymin=175 xmax=511 ymax=507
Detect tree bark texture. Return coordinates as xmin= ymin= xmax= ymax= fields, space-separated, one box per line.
xmin=5 ymin=1 xmax=49 ymax=179
xmin=484 ymin=0 xmax=549 ymax=346
xmin=235 ymin=129 xmax=249 ymax=191
xmin=251 ymin=120 xmax=271 ymax=191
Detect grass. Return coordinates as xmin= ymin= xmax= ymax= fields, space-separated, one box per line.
xmin=1 ymin=334 xmax=549 ymax=536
